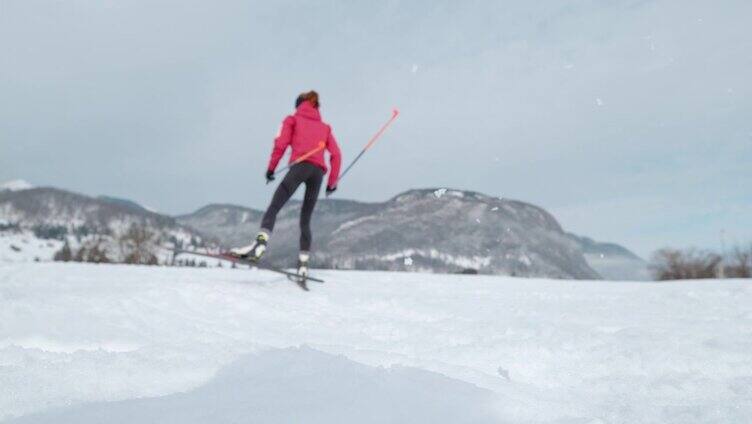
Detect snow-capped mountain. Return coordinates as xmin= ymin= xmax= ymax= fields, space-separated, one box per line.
xmin=0 ymin=187 xmax=204 ymax=263
xmin=1 ymin=185 xmax=645 ymax=279
xmin=178 ymin=188 xmax=604 ymax=279
xmin=0 ymin=179 xmax=34 ymax=192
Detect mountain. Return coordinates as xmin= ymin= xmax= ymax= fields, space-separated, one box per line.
xmin=97 ymin=195 xmax=156 ymax=214
xmin=1 ymin=185 xmax=645 ymax=280
xmin=178 ymin=188 xmax=602 ymax=279
xmin=0 ymin=187 xmax=205 ymax=263
xmin=566 ymin=233 xmax=650 ymax=281
xmin=0 ymin=179 xmax=34 ymax=192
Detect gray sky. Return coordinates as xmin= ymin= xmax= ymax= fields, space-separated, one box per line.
xmin=1 ymin=0 xmax=750 ymax=257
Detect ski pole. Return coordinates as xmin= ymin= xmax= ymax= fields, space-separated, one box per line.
xmin=335 ymin=108 xmax=400 ymax=185
xmin=269 ymin=141 xmax=326 ymax=182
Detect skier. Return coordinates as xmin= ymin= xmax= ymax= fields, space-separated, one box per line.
xmin=230 ymin=91 xmax=341 ymax=281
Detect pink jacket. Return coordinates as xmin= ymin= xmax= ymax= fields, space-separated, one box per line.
xmin=267 ymin=102 xmax=342 ymax=188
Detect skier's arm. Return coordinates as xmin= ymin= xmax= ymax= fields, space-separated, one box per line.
xmin=326 ymin=130 xmax=342 ymax=189
xmin=268 ymin=116 xmax=295 ymax=172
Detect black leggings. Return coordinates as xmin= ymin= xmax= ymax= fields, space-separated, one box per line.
xmin=261 ymin=162 xmax=324 ymax=252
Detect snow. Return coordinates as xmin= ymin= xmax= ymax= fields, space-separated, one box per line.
xmin=332 ymin=215 xmax=376 ymax=235
xmin=0 ymin=231 xmax=62 ymax=263
xmin=7 ymin=347 xmax=501 ymax=424
xmin=369 ymin=248 xmax=491 ymax=269
xmin=1 ymin=263 xmax=751 ymax=423
xmin=0 ymin=180 xmax=33 ymax=192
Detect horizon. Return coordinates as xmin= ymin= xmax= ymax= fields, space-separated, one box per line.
xmin=2 ymin=1 xmax=750 ymax=258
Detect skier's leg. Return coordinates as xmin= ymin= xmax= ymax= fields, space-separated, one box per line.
xmin=260 ymin=165 xmax=307 ymax=233
xmin=230 ymin=164 xmax=306 ymax=259
xmin=299 ymin=167 xmax=324 ymax=252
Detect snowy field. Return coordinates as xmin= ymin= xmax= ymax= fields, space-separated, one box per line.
xmin=1 ymin=263 xmax=750 ymax=423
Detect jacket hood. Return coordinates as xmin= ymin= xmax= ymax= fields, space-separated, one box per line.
xmin=295 ymin=101 xmax=321 ymax=121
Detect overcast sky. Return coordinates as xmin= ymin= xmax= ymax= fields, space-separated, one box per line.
xmin=1 ymin=0 xmax=750 ymax=257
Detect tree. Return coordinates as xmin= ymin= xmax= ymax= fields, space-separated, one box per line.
xmin=83 ymin=238 xmax=111 ymax=263
xmin=120 ymin=224 xmax=159 ymax=265
xmin=53 ymin=242 xmax=73 ymax=262
xmin=728 ymin=245 xmax=751 ymax=278
xmin=650 ymin=248 xmax=721 ymax=280
xmin=74 ymin=246 xmax=86 ymax=262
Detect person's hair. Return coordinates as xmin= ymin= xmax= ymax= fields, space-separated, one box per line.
xmin=295 ymin=90 xmax=319 ymax=108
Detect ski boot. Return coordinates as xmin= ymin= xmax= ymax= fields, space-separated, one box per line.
xmin=229 ymin=231 xmax=269 ymax=262
xmin=291 ymin=251 xmax=310 ymax=291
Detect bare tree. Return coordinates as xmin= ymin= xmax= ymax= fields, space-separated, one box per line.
xmin=120 ymin=224 xmax=160 ymax=265
xmin=53 ymin=242 xmax=73 ymax=262
xmin=78 ymin=237 xmax=111 ymax=263
xmin=728 ymin=244 xmax=752 ymax=278
xmin=650 ymin=248 xmax=721 ymax=280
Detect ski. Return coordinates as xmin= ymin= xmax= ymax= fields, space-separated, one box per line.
xmin=170 ymin=249 xmax=324 ymax=284
xmin=286 ymin=274 xmax=310 ymax=291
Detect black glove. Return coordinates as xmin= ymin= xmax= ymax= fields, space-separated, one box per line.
xmin=266 ymin=170 xmax=276 ymax=183
xmin=325 ymin=185 xmax=337 ymax=196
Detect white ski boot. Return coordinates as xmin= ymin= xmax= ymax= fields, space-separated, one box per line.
xmin=229 ymin=231 xmax=269 ymax=262
xmin=294 ymin=251 xmax=310 ymax=291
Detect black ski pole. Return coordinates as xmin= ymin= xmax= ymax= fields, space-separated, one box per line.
xmin=334 ymin=108 xmax=400 ymax=186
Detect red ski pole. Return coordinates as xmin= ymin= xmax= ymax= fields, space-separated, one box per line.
xmin=335 ymin=108 xmax=400 ymax=185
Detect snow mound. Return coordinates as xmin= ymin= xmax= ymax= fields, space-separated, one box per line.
xmin=0 ymin=180 xmax=33 ymax=192
xmin=8 ymin=347 xmax=501 ymax=424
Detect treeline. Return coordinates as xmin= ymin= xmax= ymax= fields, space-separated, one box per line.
xmin=650 ymin=245 xmax=751 ymax=280
xmin=52 ymin=224 xmax=222 ymax=267
xmin=54 ymin=224 xmax=161 ymax=265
